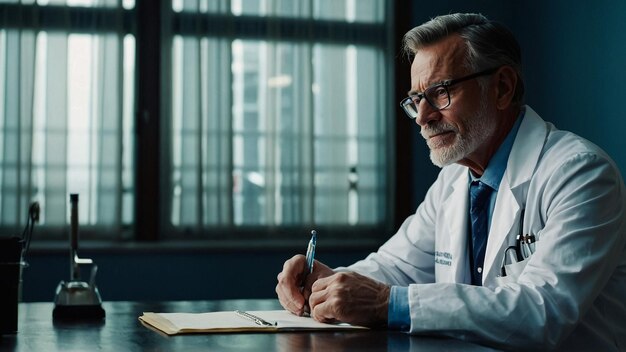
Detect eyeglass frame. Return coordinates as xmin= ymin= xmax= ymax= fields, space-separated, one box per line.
xmin=399 ymin=67 xmax=500 ymax=119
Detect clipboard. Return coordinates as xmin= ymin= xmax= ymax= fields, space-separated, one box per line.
xmin=139 ymin=310 xmax=368 ymax=335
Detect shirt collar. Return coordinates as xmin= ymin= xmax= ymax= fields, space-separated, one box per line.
xmin=469 ymin=110 xmax=525 ymax=190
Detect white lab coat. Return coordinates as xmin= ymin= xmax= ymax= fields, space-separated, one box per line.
xmin=345 ymin=106 xmax=626 ymax=350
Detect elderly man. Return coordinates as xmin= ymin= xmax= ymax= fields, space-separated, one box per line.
xmin=276 ymin=13 xmax=626 ymax=350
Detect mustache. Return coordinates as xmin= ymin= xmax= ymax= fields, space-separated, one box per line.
xmin=420 ymin=122 xmax=458 ymax=140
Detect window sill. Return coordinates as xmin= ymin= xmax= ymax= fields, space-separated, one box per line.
xmin=27 ymin=237 xmax=382 ymax=255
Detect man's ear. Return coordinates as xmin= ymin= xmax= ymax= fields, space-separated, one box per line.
xmin=493 ymin=66 xmax=517 ymax=110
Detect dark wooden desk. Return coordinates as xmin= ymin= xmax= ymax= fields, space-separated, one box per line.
xmin=1 ymin=300 xmax=498 ymax=351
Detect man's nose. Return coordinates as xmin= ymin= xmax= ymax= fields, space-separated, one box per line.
xmin=414 ymin=100 xmax=441 ymax=127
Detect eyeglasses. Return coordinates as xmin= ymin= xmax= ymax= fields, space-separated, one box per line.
xmin=399 ymin=67 xmax=499 ymax=119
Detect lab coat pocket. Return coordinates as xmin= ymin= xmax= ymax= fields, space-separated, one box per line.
xmin=495 ymin=257 xmax=530 ymax=285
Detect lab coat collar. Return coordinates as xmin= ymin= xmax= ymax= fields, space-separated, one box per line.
xmin=504 ymin=106 xmax=547 ymax=192
xmin=482 ymin=105 xmax=549 ymax=283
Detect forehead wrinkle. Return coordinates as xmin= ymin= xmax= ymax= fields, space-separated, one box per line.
xmin=409 ymin=35 xmax=468 ymax=94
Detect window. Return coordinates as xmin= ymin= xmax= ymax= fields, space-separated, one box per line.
xmin=0 ymin=0 xmax=394 ymax=242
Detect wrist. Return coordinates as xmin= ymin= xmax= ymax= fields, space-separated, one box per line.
xmin=376 ymin=284 xmax=391 ymax=327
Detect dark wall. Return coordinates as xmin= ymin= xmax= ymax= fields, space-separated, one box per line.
xmin=23 ymin=247 xmax=372 ymax=302
xmin=514 ymin=1 xmax=626 ymax=174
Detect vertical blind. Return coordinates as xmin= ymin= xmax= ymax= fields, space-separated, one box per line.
xmin=0 ymin=0 xmax=393 ymax=239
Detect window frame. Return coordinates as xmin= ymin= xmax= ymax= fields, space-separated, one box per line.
xmin=0 ymin=1 xmax=400 ymax=245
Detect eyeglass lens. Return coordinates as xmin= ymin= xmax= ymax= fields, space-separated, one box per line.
xmin=401 ymin=85 xmax=450 ymax=118
xmin=425 ymin=86 xmax=450 ymax=110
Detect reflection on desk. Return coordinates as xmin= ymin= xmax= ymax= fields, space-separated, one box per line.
xmin=1 ymin=300 xmax=498 ymax=352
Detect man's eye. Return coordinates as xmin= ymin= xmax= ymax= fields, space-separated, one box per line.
xmin=433 ymin=87 xmax=447 ymax=97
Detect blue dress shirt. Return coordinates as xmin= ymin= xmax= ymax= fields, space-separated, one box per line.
xmin=387 ymin=113 xmax=524 ymax=330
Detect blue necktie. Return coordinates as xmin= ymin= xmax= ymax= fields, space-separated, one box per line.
xmin=469 ymin=181 xmax=493 ymax=286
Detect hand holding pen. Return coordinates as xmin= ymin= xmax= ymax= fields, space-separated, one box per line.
xmin=276 ymin=230 xmax=334 ymax=316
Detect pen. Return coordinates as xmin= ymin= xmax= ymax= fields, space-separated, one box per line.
xmin=235 ymin=310 xmax=276 ymax=327
xmin=514 ymin=208 xmax=525 ymax=261
xmin=305 ymin=230 xmax=316 ymax=275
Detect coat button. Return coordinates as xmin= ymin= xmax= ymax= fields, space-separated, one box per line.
xmin=477 ymin=267 xmax=483 ymax=273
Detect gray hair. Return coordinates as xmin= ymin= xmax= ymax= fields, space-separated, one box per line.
xmin=403 ymin=13 xmax=524 ymax=106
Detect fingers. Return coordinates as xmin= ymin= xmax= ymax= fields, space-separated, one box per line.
xmin=308 ymin=275 xmax=334 ymax=323
xmin=275 ymin=254 xmax=307 ymax=315
xmin=311 ymin=300 xmax=338 ymax=324
xmin=307 ymin=272 xmax=391 ymax=327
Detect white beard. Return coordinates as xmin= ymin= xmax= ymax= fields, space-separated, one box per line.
xmin=422 ymin=100 xmax=495 ymax=168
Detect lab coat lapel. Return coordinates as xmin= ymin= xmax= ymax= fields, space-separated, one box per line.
xmin=438 ymin=171 xmax=470 ymax=283
xmin=482 ymin=106 xmax=548 ymax=285
xmin=483 ymin=180 xmax=521 ymax=283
